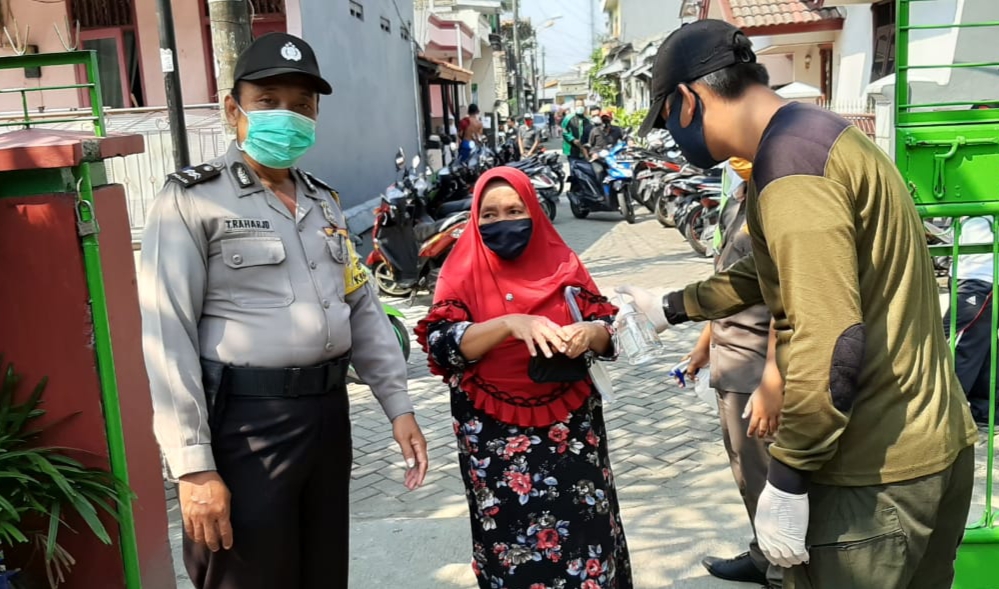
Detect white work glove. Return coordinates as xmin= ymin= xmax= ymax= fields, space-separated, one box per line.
xmin=754 ymin=482 xmax=810 ymax=568
xmin=614 ymin=285 xmax=669 ymax=333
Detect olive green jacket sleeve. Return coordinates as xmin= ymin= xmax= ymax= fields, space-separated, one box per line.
xmin=760 ymin=175 xmax=863 ymax=493
xmin=665 ymin=253 xmax=764 ymax=324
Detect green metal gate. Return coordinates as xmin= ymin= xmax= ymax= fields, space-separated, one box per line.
xmin=894 ymin=1 xmax=999 ymax=586
xmin=0 ymin=51 xmax=141 ymax=589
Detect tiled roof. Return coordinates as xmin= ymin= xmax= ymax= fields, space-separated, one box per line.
xmin=725 ymin=0 xmax=843 ymax=31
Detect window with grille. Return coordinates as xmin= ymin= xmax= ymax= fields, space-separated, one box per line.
xmin=70 ymin=0 xmax=134 ymax=29
xmin=202 ymin=1 xmax=285 ymax=18
xmin=401 ymin=25 xmax=410 ymax=41
xmin=250 ymin=0 xmax=285 ymax=15
xmin=871 ymin=0 xmax=896 ymax=81
xmin=380 ymin=17 xmax=391 ymax=33
xmin=350 ymin=1 xmax=364 ymax=21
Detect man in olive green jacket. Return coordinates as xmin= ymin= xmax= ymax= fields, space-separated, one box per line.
xmin=620 ymin=20 xmax=977 ymax=589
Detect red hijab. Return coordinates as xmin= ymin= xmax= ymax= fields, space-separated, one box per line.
xmin=415 ymin=167 xmax=617 ymax=427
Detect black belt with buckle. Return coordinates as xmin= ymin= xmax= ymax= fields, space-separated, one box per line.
xmin=202 ymin=354 xmax=351 ymax=400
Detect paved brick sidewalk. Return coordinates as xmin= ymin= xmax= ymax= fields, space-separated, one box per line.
xmin=168 ymin=198 xmax=993 ymax=589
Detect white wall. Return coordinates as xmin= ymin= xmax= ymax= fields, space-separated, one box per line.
xmin=833 ymin=6 xmax=873 ymax=104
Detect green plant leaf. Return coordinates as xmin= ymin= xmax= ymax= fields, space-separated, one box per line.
xmin=45 ymin=502 xmax=61 ymax=559
xmin=0 ymin=519 xmax=28 ymax=543
xmin=67 ymin=493 xmax=111 ymax=544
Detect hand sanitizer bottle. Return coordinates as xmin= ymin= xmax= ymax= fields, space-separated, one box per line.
xmin=615 ymin=298 xmax=666 ymax=365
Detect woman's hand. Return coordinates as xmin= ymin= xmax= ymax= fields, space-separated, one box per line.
xmin=560 ymin=322 xmax=608 ymax=359
xmin=503 ymin=315 xmax=568 ymax=358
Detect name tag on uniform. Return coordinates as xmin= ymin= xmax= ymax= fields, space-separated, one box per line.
xmin=224 ymin=218 xmax=274 ymax=233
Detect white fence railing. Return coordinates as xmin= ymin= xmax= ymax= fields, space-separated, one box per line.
xmin=101 ymin=107 xmax=228 ymax=231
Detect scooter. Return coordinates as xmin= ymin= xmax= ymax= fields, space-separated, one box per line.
xmin=506 ymin=155 xmax=560 ymax=221
xmin=566 ymin=141 xmax=637 ymax=224
xmin=366 ymin=150 xmax=470 ymax=298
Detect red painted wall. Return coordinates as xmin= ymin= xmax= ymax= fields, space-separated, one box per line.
xmin=0 ymin=186 xmax=174 ymax=588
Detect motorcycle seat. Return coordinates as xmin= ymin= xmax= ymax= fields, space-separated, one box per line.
xmin=437 ymin=197 xmax=473 ymax=218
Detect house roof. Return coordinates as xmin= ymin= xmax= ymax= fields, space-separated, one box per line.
xmin=722 ymin=0 xmax=843 ymax=35
xmin=417 ymin=54 xmax=474 ymax=84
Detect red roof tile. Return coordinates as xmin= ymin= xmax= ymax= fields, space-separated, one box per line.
xmin=724 ymin=0 xmax=843 ymax=32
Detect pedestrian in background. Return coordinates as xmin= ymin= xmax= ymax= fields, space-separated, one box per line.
xmin=943 ymin=215 xmax=997 ymax=426
xmin=562 ymin=99 xmax=590 ymax=163
xmin=459 ymin=103 xmax=484 ymax=161
xmin=519 ymin=112 xmax=541 ymax=159
xmin=139 ymin=33 xmax=428 ymax=589
xmin=620 ymin=20 xmax=976 ymax=588
xmin=684 ymin=157 xmax=783 ymax=589
xmin=416 ymin=167 xmax=633 ymax=589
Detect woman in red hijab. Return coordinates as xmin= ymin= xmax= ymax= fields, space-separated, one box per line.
xmin=416 ymin=167 xmax=633 ymax=588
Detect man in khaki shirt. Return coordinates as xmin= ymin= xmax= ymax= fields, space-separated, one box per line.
xmin=139 ymin=33 xmax=428 ymax=589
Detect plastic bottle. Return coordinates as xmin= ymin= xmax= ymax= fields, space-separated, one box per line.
xmin=615 ymin=298 xmax=666 ymax=365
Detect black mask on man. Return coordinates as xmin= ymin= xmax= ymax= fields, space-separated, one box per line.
xmin=479 ymin=219 xmax=533 ymax=260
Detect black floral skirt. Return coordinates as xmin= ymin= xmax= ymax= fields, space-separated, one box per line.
xmin=451 ymin=387 xmax=633 ymax=589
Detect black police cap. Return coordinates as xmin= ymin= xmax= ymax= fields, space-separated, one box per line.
xmin=234 ymin=32 xmax=333 ymax=95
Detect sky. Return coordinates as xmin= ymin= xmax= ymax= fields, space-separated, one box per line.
xmin=518 ymin=0 xmax=607 ymax=77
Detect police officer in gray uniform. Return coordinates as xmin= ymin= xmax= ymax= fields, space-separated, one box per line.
xmin=139 ymin=33 xmax=429 ymax=589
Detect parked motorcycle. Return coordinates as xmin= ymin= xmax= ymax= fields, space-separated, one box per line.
xmin=669 ymin=174 xmax=723 ymax=257
xmin=566 ymin=141 xmax=637 ymax=224
xmin=366 ymin=148 xmax=470 ymax=298
xmin=506 ymin=153 xmax=561 ymax=221
xmin=655 ymin=166 xmax=723 ymax=228
xmin=924 ymin=218 xmax=953 ymax=277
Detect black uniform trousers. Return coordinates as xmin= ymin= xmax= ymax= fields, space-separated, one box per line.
xmin=942 ymin=278 xmax=996 ymax=424
xmin=184 ymin=389 xmax=353 ymax=589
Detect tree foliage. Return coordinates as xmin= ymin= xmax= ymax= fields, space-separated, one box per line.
xmin=589 ymin=48 xmax=619 ymax=106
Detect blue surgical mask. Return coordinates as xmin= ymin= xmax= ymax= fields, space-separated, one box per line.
xmin=666 ymin=90 xmax=722 ymax=170
xmin=237 ymin=105 xmax=317 ymax=169
xmin=479 ymin=219 xmax=533 ymax=260
xmin=575 ymin=106 xmax=586 ymax=116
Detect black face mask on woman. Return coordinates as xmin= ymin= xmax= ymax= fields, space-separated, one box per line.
xmin=479 ymin=219 xmax=533 ymax=260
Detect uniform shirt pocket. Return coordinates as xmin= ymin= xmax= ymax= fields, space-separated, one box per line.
xmin=220 ymin=237 xmax=295 ymax=308
xmin=324 ymin=235 xmax=347 ymax=301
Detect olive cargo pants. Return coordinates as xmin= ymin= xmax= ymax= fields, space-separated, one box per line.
xmin=786 ymin=446 xmax=974 ymax=589
xmin=184 ymin=390 xmax=353 ymax=589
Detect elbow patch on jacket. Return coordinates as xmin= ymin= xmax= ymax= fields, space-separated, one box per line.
xmin=829 ymin=323 xmax=865 ymax=412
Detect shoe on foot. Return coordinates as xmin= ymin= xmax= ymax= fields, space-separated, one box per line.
xmin=701 ymin=552 xmax=768 ymax=584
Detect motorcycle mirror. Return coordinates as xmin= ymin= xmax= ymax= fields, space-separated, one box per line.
xmin=412 ymin=155 xmax=421 ymax=170
xmin=395 ymin=147 xmax=405 ymax=170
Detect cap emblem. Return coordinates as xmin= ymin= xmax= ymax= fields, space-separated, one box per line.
xmin=280 ymin=42 xmax=303 ymax=62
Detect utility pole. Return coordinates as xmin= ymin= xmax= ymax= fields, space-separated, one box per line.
xmin=512 ymin=0 xmax=523 ymax=117
xmin=591 ymin=0 xmax=598 ymax=50
xmin=530 ymin=43 xmax=538 ymax=111
xmin=154 ymin=0 xmax=190 ymax=169
xmin=208 ymin=0 xmax=253 ymax=130
xmin=541 ymin=46 xmax=546 ymax=111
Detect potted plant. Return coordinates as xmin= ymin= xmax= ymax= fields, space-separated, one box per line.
xmin=0 ymin=356 xmax=131 ymax=589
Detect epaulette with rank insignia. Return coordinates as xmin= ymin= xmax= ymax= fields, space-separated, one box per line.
xmin=301 ymin=171 xmax=340 ymax=204
xmin=167 ymin=164 xmax=222 ymax=188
